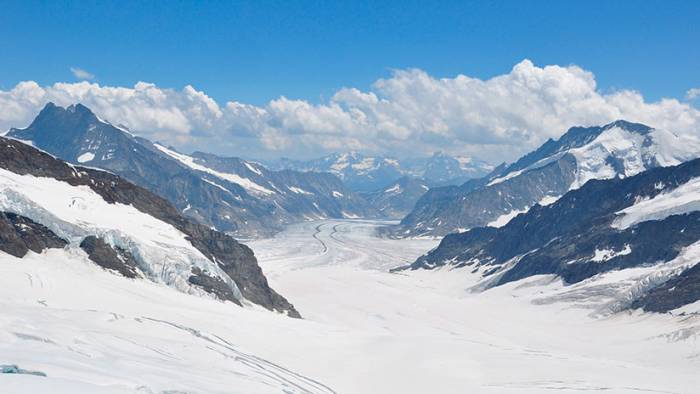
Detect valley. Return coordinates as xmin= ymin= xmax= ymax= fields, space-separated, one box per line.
xmin=253 ymin=220 xmax=700 ymax=393
xmin=2 ymin=4 xmax=699 ymax=393
xmin=3 ymin=219 xmax=696 ymax=393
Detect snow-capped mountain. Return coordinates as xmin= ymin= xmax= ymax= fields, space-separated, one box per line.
xmin=271 ymin=152 xmax=405 ymax=192
xmin=361 ymin=176 xmax=430 ymax=218
xmin=270 ymin=151 xmax=493 ymax=192
xmin=7 ymin=103 xmax=376 ymax=237
xmin=1 ymin=126 xmax=698 ymax=393
xmin=0 ymin=135 xmax=299 ymax=317
xmin=390 ymin=120 xmax=700 ymax=237
xmin=400 ymin=156 xmax=700 ymax=313
xmin=404 ymin=152 xmax=495 ymax=185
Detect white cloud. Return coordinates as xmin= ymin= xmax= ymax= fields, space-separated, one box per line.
xmin=0 ymin=81 xmax=223 ymax=143
xmin=70 ymin=67 xmax=95 ymax=81
xmin=2 ymin=59 xmax=699 ymax=162
xmin=687 ymin=88 xmax=700 ymax=100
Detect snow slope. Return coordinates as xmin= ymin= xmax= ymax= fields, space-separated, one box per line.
xmin=2 ymin=220 xmax=699 ymax=393
xmin=0 ymin=249 xmax=331 ymax=394
xmin=154 ymin=143 xmax=275 ymax=196
xmin=6 ymin=103 xmax=376 ymax=238
xmin=251 ymin=220 xmax=700 ymax=393
xmin=0 ymin=168 xmax=240 ymax=301
xmin=613 ymin=176 xmax=700 ymax=230
xmin=569 ymin=126 xmax=700 ymax=189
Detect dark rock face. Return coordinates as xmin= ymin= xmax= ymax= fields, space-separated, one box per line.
xmin=0 ymin=212 xmax=67 ymax=257
xmin=389 ymin=121 xmax=661 ymax=237
xmin=7 ymin=103 xmax=276 ymax=236
xmin=184 ymin=221 xmax=301 ymax=317
xmin=0 ymin=136 xmax=299 ymax=317
xmin=405 ymin=158 xmax=700 ymax=312
xmin=79 ymin=236 xmax=140 ymax=279
xmin=7 ymin=103 xmax=374 ymax=238
xmin=188 ymin=267 xmax=240 ymax=306
xmin=629 ymin=263 xmax=700 ymax=313
xmin=396 ymin=156 xmax=577 ymax=236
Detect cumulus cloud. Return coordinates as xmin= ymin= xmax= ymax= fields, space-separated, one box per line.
xmin=0 ymin=81 xmax=223 ymax=143
xmin=2 ymin=59 xmax=699 ymax=162
xmin=687 ymin=88 xmax=700 ymax=100
xmin=70 ymin=67 xmax=95 ymax=81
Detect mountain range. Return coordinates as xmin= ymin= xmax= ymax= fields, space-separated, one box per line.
xmin=0 ymin=135 xmax=299 ymax=317
xmin=7 ymin=103 xmax=504 ymax=236
xmin=268 ymin=151 xmax=494 ymax=192
xmin=7 ymin=103 xmax=377 ymax=238
xmin=388 ymin=120 xmax=700 ymax=237
xmin=2 ymin=103 xmax=700 ymax=392
xmin=400 ymin=155 xmax=700 ymax=313
xmin=360 ymin=176 xmax=430 ymax=218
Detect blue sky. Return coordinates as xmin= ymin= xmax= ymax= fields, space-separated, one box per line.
xmin=1 ymin=1 xmax=699 ymax=161
xmin=2 ymin=0 xmax=698 ymax=104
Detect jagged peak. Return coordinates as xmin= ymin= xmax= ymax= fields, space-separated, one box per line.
xmin=558 ymin=119 xmax=653 ymax=143
xmin=498 ymin=120 xmax=657 ymax=177
xmin=34 ymin=102 xmax=97 ymax=122
xmin=66 ymin=103 xmax=93 ymax=115
xmin=7 ymin=102 xmax=142 ymax=147
xmin=35 ymin=101 xmax=63 ymax=118
xmin=41 ymin=101 xmax=58 ymax=110
xmin=601 ymin=119 xmax=653 ymax=134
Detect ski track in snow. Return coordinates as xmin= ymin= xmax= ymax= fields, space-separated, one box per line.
xmin=251 ymin=220 xmax=700 ymax=393
xmin=1 ymin=219 xmax=699 ymax=393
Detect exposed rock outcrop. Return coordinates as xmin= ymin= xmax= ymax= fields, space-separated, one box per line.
xmin=389 ymin=120 xmax=700 ymax=237
xmin=0 ymin=136 xmax=299 ymax=317
xmin=79 ymin=236 xmax=140 ymax=279
xmin=8 ymin=103 xmax=375 ymax=237
xmin=404 ymin=158 xmax=700 ymax=313
xmin=0 ymin=211 xmax=67 ymax=257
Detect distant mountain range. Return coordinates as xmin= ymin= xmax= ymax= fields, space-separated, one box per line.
xmin=388 ymin=120 xmax=700 ymax=237
xmin=7 ymin=103 xmax=377 ymax=237
xmin=268 ymin=151 xmax=494 ymax=192
xmin=0 ymin=135 xmax=299 ymax=316
xmin=360 ymin=176 xmax=430 ymax=218
xmin=400 ymin=155 xmax=700 ymax=313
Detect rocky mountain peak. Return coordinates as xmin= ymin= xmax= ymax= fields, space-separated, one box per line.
xmin=31 ymin=102 xmax=99 ymax=130
xmin=602 ymin=119 xmax=653 ymax=134
xmin=391 ymin=119 xmax=700 ymax=237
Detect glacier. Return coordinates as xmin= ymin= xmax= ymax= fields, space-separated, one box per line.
xmin=0 ymin=219 xmax=699 ymax=393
